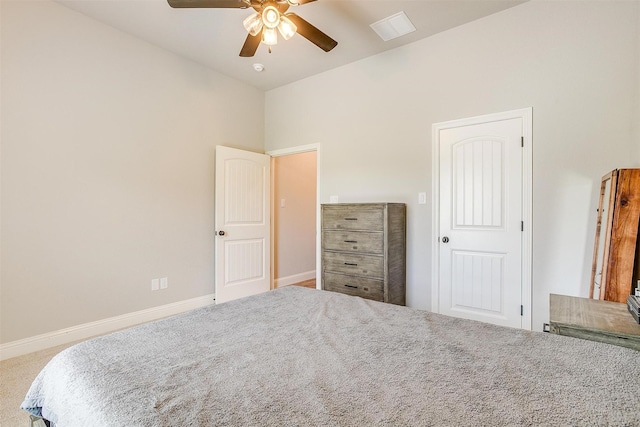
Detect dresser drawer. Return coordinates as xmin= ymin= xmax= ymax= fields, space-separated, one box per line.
xmin=323 ymin=273 xmax=384 ymax=301
xmin=322 ymin=231 xmax=383 ymax=254
xmin=322 ymin=207 xmax=383 ymax=231
xmin=322 ymin=251 xmax=384 ymax=278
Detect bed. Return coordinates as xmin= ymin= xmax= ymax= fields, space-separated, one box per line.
xmin=22 ymin=286 xmax=640 ymax=426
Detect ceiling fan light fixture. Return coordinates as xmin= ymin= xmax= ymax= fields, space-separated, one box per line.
xmin=243 ymin=12 xmax=263 ymax=36
xmin=277 ymin=15 xmax=297 ymax=40
xmin=262 ymin=6 xmax=280 ymax=29
xmin=169 ymin=0 xmax=337 ymax=57
xmin=262 ymin=27 xmax=278 ymax=45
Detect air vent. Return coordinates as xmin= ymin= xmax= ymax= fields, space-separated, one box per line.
xmin=370 ymin=11 xmax=416 ymax=42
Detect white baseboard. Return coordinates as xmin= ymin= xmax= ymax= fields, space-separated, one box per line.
xmin=0 ymin=294 xmax=215 ymax=361
xmin=275 ymin=270 xmax=316 ymax=288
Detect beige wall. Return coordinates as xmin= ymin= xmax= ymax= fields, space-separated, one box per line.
xmin=0 ymin=0 xmax=264 ymax=343
xmin=265 ymin=0 xmax=640 ymax=329
xmin=2 ymin=0 xmax=639 ymax=346
xmin=273 ymin=152 xmax=317 ymax=282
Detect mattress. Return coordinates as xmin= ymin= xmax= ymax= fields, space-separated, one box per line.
xmin=22 ymin=286 xmax=640 ymax=426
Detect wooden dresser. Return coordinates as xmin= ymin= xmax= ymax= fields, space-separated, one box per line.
xmin=321 ymin=203 xmax=406 ymax=305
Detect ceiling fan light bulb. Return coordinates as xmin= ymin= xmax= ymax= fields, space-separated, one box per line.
xmin=262 ymin=6 xmax=280 ymax=29
xmin=243 ymin=12 xmax=263 ymax=36
xmin=278 ymin=16 xmax=297 ymax=40
xmin=262 ymin=27 xmax=278 ymax=46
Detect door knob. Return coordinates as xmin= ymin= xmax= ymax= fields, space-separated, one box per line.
xmin=217 ymin=230 xmax=226 ymax=236
xmin=442 ymin=236 xmax=449 ymax=243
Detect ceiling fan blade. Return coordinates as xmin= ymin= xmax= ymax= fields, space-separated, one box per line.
xmin=167 ymin=0 xmax=249 ymax=8
xmin=286 ymin=13 xmax=337 ymax=52
xmin=275 ymin=2 xmax=290 ymax=13
xmin=240 ymin=31 xmax=262 ymax=57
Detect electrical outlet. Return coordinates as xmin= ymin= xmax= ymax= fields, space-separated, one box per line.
xmin=329 ymin=195 xmax=339 ymax=203
xmin=160 ymin=277 xmax=168 ymax=289
xmin=151 ymin=279 xmax=159 ymax=291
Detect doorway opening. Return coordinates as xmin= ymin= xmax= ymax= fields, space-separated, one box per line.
xmin=268 ymin=145 xmax=320 ymax=290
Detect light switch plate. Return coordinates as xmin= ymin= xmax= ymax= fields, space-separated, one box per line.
xmin=418 ymin=192 xmax=427 ymax=204
xmin=160 ymin=277 xmax=168 ymax=289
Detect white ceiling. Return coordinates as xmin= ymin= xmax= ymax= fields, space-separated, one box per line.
xmin=57 ymin=0 xmax=526 ymax=91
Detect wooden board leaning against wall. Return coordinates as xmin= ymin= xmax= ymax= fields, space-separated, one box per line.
xmin=590 ymin=169 xmax=640 ymax=302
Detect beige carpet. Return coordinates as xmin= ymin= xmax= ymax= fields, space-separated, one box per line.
xmin=1 ymin=342 xmax=79 ymax=427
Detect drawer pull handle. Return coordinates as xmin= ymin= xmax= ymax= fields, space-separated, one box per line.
xmin=344 ymin=217 xmax=358 ymax=221
xmin=344 ymin=240 xmax=358 ymax=243
xmin=344 ymin=262 xmax=358 ymax=266
xmin=344 ymin=284 xmax=358 ymax=289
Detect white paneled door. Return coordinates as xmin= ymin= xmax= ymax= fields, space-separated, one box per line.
xmin=438 ymin=116 xmax=525 ymax=329
xmin=215 ymin=146 xmax=271 ymax=304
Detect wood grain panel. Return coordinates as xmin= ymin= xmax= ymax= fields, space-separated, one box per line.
xmin=323 ymin=273 xmax=384 ymax=301
xmin=322 ymin=206 xmax=383 ymax=231
xmin=589 ymin=171 xmax=617 ymax=299
xmin=321 ymin=203 xmax=406 ymax=305
xmin=322 ymin=251 xmax=384 ymax=279
xmin=386 ymin=203 xmax=407 ymax=305
xmin=550 ymin=294 xmax=640 ymax=350
xmin=322 ymin=231 xmax=383 ymax=254
xmin=604 ymin=169 xmax=640 ymax=302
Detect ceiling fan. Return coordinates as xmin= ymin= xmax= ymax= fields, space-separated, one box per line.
xmin=167 ymin=0 xmax=338 ymax=57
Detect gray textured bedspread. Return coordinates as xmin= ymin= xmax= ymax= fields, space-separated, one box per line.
xmin=22 ymin=287 xmax=640 ymax=426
